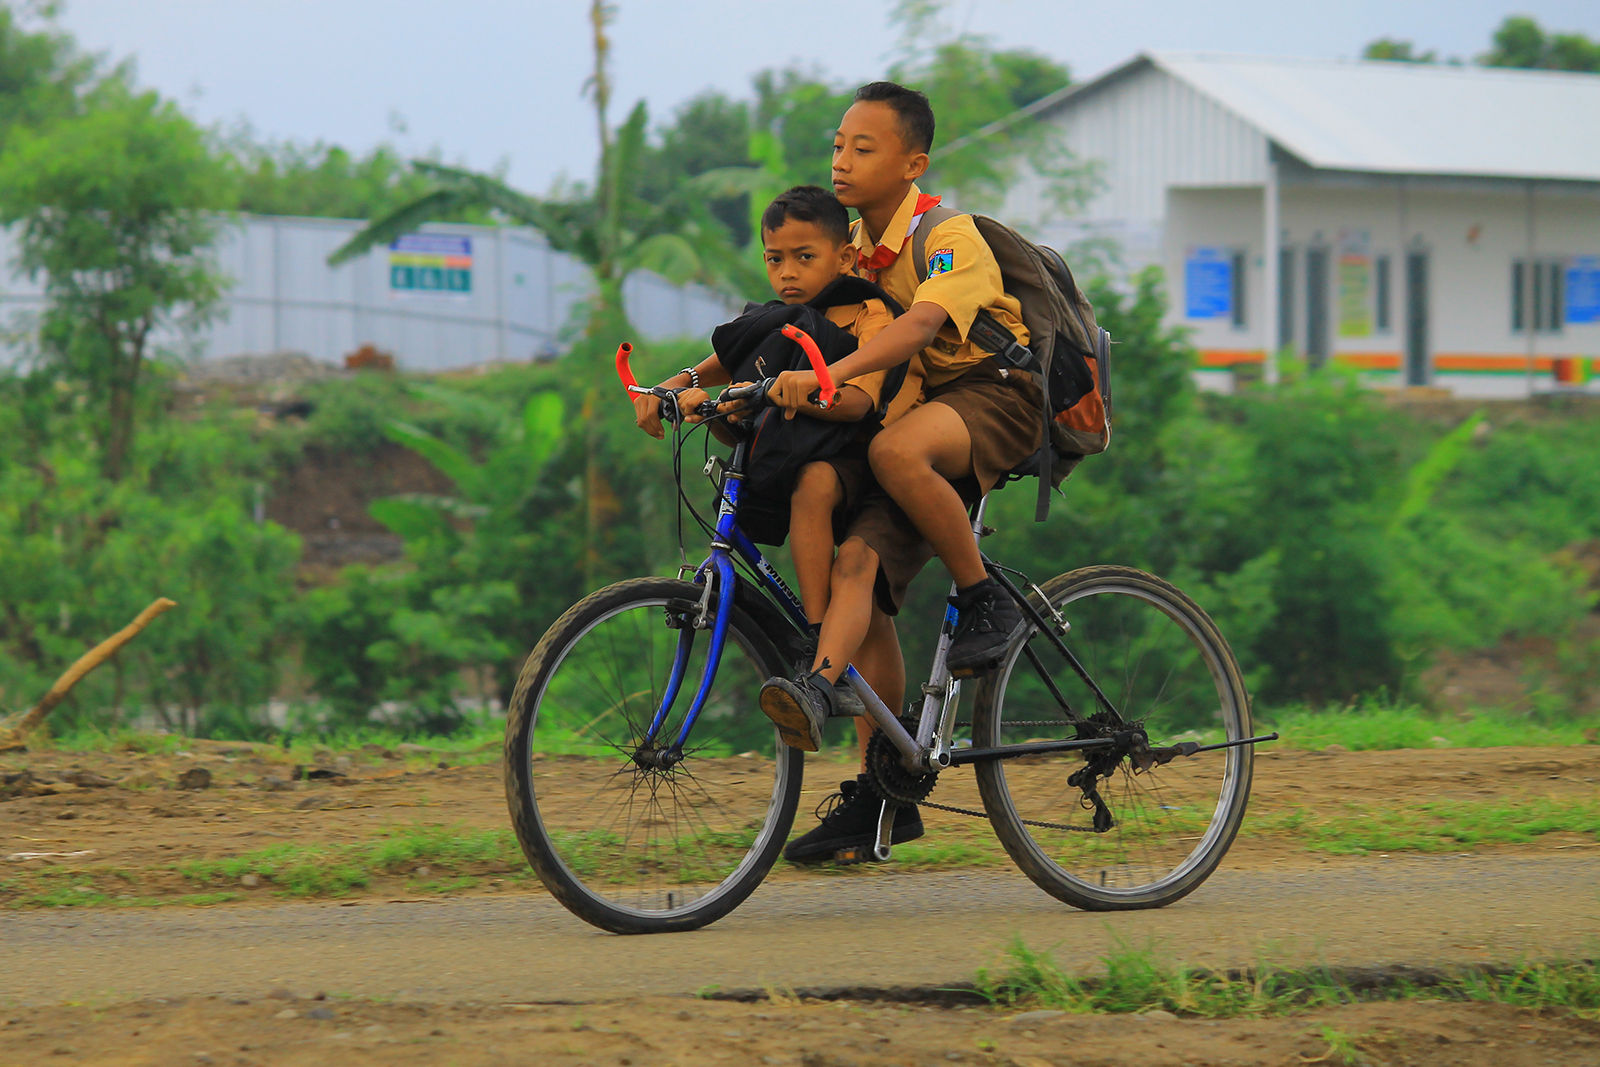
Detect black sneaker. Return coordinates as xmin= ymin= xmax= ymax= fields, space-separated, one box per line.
xmin=783 ymin=775 xmax=925 ymax=864
xmin=795 ymin=634 xmax=863 ymax=717
xmin=946 ymin=578 xmax=1023 ymax=676
xmin=759 ymin=667 xmax=835 ymax=751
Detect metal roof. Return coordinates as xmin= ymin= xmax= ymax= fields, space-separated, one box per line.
xmin=1033 ymin=52 xmax=1600 ymax=184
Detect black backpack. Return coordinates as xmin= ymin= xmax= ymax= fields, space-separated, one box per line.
xmin=913 ymin=206 xmax=1112 ymax=520
xmin=710 ymin=277 xmax=904 ymax=545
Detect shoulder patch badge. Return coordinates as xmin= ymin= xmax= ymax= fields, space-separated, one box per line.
xmin=928 ymin=248 xmax=954 ymax=276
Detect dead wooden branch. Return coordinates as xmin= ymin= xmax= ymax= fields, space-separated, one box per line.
xmin=0 ymin=597 xmax=177 ymax=752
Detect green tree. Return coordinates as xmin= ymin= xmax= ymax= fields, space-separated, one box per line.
xmin=1362 ymin=38 xmax=1438 ymax=63
xmin=222 ymin=134 xmax=492 ymax=223
xmin=1481 ymin=15 xmax=1600 ymax=72
xmin=0 ymin=84 xmax=230 ymax=481
xmin=886 ymin=0 xmax=1083 ymax=213
xmin=642 ymin=90 xmax=755 ymax=245
xmin=0 ymin=401 xmax=301 ymax=735
xmin=0 ymin=1 xmax=98 ymax=149
xmin=328 ymin=1 xmax=750 ymax=586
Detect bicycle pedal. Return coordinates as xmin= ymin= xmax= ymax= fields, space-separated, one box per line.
xmin=831 ymin=845 xmax=879 ymax=865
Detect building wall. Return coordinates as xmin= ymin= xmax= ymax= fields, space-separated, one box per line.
xmin=1001 ymin=62 xmax=1268 ymax=254
xmin=1165 ymin=180 xmax=1600 ymax=396
xmin=0 ymin=214 xmax=740 ymax=373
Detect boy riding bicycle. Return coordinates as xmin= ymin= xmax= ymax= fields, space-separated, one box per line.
xmin=760 ymin=82 xmax=1044 ymax=774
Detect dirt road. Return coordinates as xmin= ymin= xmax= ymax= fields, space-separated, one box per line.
xmin=4 ymin=743 xmax=1599 ymax=1064
xmin=5 ymin=854 xmax=1599 ymax=1006
xmin=4 ymin=854 xmax=1600 ymax=1065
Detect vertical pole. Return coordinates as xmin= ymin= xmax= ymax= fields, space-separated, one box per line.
xmin=494 ymin=226 xmax=507 ymax=363
xmin=1525 ymin=181 xmax=1537 ymax=398
xmin=271 ymin=218 xmax=283 ymax=353
xmin=1262 ymin=159 xmax=1280 ymax=386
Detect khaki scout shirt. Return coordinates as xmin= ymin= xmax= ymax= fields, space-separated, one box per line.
xmin=823 ymin=298 xmax=896 ymax=412
xmin=824 ymin=297 xmax=925 ymax=427
xmin=850 ymin=183 xmax=1028 ymax=389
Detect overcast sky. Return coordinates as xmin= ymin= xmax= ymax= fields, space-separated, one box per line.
xmin=53 ymin=0 xmax=1600 ymax=194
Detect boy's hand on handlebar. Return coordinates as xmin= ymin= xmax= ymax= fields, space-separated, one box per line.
xmin=710 ymin=381 xmax=762 ymax=424
xmin=678 ymin=387 xmax=713 ymax=423
xmin=632 ymin=389 xmax=668 ymax=439
xmin=769 ymin=369 xmax=821 ymax=420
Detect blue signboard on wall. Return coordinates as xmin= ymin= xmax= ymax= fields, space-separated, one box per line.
xmin=389 ymin=234 xmax=473 ymax=295
xmin=1567 ymin=256 xmax=1600 ymax=324
xmin=1185 ymin=247 xmax=1232 ymax=319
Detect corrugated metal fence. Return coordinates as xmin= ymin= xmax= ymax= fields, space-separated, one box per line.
xmin=0 ymin=214 xmax=741 ymax=372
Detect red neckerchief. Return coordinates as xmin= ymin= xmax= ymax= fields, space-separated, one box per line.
xmin=856 ymin=193 xmax=942 ymax=275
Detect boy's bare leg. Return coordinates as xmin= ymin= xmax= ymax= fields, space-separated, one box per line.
xmin=868 ymin=404 xmax=987 ymax=588
xmin=789 ymin=462 xmax=844 ymax=626
xmin=811 ymin=537 xmax=879 ymax=683
xmin=851 ymin=607 xmax=904 ymax=765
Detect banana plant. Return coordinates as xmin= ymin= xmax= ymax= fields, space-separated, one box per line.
xmin=366 ymin=387 xmax=565 ymax=543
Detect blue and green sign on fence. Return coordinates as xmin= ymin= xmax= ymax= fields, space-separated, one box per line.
xmin=389 ymin=234 xmax=472 ymax=295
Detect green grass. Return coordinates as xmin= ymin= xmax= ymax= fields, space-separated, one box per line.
xmin=1254 ymin=795 xmax=1600 ymax=855
xmin=34 ymin=720 xmax=507 ymax=760
xmin=976 ymin=938 xmax=1354 ymax=1017
xmin=975 ymin=938 xmax=1600 ymax=1019
xmin=23 ymin=698 xmax=1600 ymax=762
xmin=1 ymin=869 xmax=240 ymax=909
xmin=1315 ymin=1026 xmax=1370 ymax=1067
xmin=1257 ymin=699 xmax=1600 ymax=751
xmin=177 ymin=825 xmax=526 ymax=898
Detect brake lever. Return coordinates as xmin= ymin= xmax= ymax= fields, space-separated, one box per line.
xmin=626 ymin=383 xmax=685 ymax=427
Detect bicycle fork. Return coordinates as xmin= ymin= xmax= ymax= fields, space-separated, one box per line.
xmin=639 ymin=469 xmax=752 ymax=763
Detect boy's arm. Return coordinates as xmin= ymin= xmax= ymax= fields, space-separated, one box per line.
xmin=768 ymin=302 xmax=947 ymax=415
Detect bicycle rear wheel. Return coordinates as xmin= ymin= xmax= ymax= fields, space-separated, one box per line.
xmin=504 ymin=577 xmax=803 ymax=933
xmin=973 ymin=565 xmax=1252 ymax=910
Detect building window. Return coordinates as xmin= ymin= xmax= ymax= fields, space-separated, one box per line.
xmin=1513 ymin=258 xmax=1565 ymax=333
xmin=1374 ymin=254 xmax=1391 ymax=332
xmin=1230 ymin=250 xmax=1247 ymax=328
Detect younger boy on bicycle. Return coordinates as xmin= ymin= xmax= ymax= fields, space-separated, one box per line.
xmin=633 ymin=186 xmax=930 ymax=859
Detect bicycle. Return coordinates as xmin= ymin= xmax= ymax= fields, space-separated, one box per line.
xmin=504 ymin=329 xmax=1277 ymax=934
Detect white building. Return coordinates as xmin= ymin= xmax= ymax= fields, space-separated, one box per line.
xmin=0 ymin=215 xmax=738 ymax=373
xmin=1000 ymin=53 xmax=1600 ymax=396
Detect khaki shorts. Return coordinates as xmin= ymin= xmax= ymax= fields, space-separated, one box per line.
xmin=828 ymin=359 xmax=1044 ymax=615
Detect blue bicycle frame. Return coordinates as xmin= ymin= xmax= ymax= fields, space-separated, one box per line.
xmin=640 ymin=434 xmax=942 ymax=770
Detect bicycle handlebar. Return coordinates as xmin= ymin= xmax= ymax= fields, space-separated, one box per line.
xmin=613 ymin=325 xmax=836 ymax=422
xmin=778 ymin=324 xmax=835 ymax=409
xmin=615 ymin=342 xmax=638 ymax=396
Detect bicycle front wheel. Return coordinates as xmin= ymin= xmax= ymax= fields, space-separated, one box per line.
xmin=504 ymin=577 xmax=803 ymax=933
xmin=973 ymin=565 xmax=1253 ymax=910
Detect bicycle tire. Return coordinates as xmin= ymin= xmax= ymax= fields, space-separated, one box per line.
xmin=504 ymin=577 xmax=803 ymax=933
xmin=973 ymin=565 xmax=1253 ymax=910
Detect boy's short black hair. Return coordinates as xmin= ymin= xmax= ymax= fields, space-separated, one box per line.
xmin=853 ymin=81 xmax=935 ymax=154
xmin=760 ymin=185 xmax=851 ymax=245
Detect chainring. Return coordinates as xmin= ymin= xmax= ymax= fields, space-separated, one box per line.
xmin=865 ymin=717 xmax=940 ymax=806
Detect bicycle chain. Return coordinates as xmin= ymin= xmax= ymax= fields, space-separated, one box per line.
xmin=918 ymin=718 xmax=1107 ymax=833
xmin=918 ymin=797 xmax=1101 ymax=833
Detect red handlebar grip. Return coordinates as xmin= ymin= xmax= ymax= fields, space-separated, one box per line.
xmin=614 ymin=342 xmax=636 ymax=396
xmin=779 ymin=324 xmax=836 ymax=408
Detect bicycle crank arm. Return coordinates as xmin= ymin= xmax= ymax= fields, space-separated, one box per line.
xmin=946 ymin=736 xmax=1118 ymax=766
xmin=1133 ymin=732 xmax=1281 ymax=773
